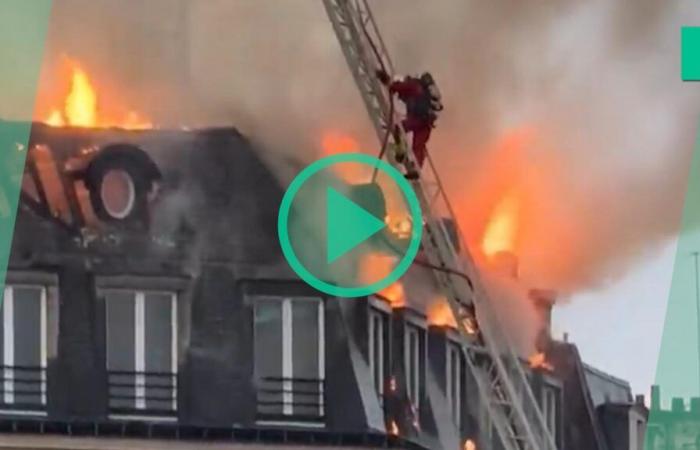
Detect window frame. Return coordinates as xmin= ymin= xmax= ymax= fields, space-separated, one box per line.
xmin=368 ymin=305 xmax=388 ymax=404
xmin=540 ymin=384 xmax=559 ymax=443
xmin=404 ymin=323 xmax=422 ymax=410
xmin=252 ymin=295 xmax=325 ymax=422
xmin=446 ymin=340 xmax=463 ymax=425
xmin=0 ymin=283 xmax=49 ymax=415
xmin=101 ymin=287 xmax=178 ymax=419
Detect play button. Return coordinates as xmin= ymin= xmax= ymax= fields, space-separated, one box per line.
xmin=326 ymin=187 xmax=386 ymax=263
xmin=278 ymin=152 xmax=423 ymax=298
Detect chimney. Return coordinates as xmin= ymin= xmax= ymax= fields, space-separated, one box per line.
xmin=691 ymin=397 xmax=700 ymax=414
xmin=651 ymin=385 xmax=661 ymax=411
xmin=635 ymin=394 xmax=645 ymax=406
xmin=671 ymin=397 xmax=685 ymax=413
xmin=529 ymin=289 xmax=556 ymax=346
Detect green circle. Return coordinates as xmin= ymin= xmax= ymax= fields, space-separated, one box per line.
xmin=277 ymin=152 xmax=423 ymax=298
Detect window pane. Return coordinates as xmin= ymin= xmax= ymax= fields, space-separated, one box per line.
xmin=292 ymin=300 xmax=319 ymax=379
xmin=254 ymin=299 xmax=283 ymax=416
xmin=105 ymin=291 xmax=136 ymax=372
xmin=255 ymin=299 xmax=283 ymax=378
xmin=105 ymin=291 xmax=136 ymax=412
xmin=13 ymin=287 xmax=42 ymax=368
xmin=144 ymin=293 xmax=173 ymax=373
xmin=292 ymin=300 xmax=320 ymax=417
xmin=145 ymin=293 xmax=175 ymax=412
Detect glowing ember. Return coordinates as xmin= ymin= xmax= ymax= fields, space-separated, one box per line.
xmin=41 ymin=65 xmax=152 ymax=130
xmin=528 ymin=352 xmax=554 ymax=371
xmin=389 ymin=420 xmax=399 ymax=436
xmin=427 ymin=297 xmax=457 ymax=328
xmin=464 ymin=439 xmax=477 ymax=450
xmin=482 ymin=191 xmax=519 ymax=258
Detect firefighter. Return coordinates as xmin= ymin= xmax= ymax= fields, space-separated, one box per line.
xmin=376 ymin=69 xmax=443 ymax=179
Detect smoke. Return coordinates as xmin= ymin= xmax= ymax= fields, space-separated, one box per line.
xmin=38 ymin=0 xmax=700 ymax=296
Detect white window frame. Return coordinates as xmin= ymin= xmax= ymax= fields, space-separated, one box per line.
xmin=104 ymin=289 xmax=178 ymax=417
xmin=446 ymin=341 xmax=462 ymax=425
xmin=1 ymin=285 xmax=48 ymax=415
xmin=404 ymin=324 xmax=421 ymax=410
xmin=254 ymin=296 xmax=325 ymax=419
xmin=368 ymin=308 xmax=386 ymax=402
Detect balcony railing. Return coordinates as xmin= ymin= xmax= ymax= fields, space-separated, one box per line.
xmin=257 ymin=377 xmax=324 ymax=422
xmin=0 ymin=365 xmax=46 ymax=411
xmin=108 ymin=370 xmax=177 ymax=417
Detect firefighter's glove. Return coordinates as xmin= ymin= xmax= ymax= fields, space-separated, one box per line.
xmin=376 ymin=69 xmax=390 ymax=85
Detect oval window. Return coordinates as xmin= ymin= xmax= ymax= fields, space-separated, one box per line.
xmin=100 ymin=169 xmax=136 ymax=220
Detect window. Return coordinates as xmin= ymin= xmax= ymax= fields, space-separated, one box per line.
xmin=446 ymin=341 xmax=462 ymax=425
xmin=103 ymin=290 xmax=177 ymax=417
xmin=541 ymin=386 xmax=558 ymax=442
xmin=404 ymin=324 xmax=422 ymax=409
xmin=368 ymin=308 xmax=388 ymax=404
xmin=254 ymin=296 xmax=324 ymax=422
xmin=0 ymin=285 xmax=47 ymax=413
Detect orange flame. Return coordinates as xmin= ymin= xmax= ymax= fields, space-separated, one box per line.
xmin=64 ymin=67 xmax=97 ymax=127
xmin=320 ymin=131 xmax=370 ymax=183
xmin=482 ymin=190 xmax=519 ymax=258
xmin=528 ymin=352 xmax=554 ymax=371
xmin=45 ymin=109 xmax=65 ymax=127
xmin=389 ymin=420 xmax=399 ymax=436
xmin=427 ymin=297 xmax=457 ymax=328
xmin=41 ymin=64 xmax=151 ymax=130
xmin=464 ymin=439 xmax=477 ymax=450
xmin=377 ymin=282 xmax=405 ymax=308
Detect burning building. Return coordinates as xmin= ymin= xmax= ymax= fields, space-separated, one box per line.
xmin=0 ymin=114 xmax=647 ymax=450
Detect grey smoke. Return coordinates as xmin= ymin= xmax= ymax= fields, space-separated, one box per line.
xmin=37 ymin=0 xmax=700 ymax=295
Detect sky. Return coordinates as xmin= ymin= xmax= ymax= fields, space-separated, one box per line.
xmin=554 ymin=238 xmax=676 ymax=399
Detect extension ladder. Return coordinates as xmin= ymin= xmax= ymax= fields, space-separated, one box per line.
xmin=321 ymin=1 xmax=558 ymax=449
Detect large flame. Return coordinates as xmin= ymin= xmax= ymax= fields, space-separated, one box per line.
xmin=482 ymin=191 xmax=520 ymax=258
xmin=377 ymin=282 xmax=406 ymax=308
xmin=320 ymin=131 xmax=371 ymax=183
xmin=427 ymin=297 xmax=457 ymax=328
xmin=41 ymin=64 xmax=151 ymax=130
xmin=528 ymin=352 xmax=554 ymax=371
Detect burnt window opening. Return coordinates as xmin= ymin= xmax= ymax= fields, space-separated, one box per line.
xmin=253 ymin=296 xmax=324 ymax=423
xmin=404 ymin=324 xmax=422 ymax=410
xmin=103 ymin=290 xmax=178 ymax=418
xmin=0 ymin=285 xmax=48 ymax=414
xmin=446 ymin=341 xmax=463 ymax=426
xmin=368 ymin=306 xmax=389 ymax=406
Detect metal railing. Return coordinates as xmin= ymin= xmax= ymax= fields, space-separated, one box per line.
xmin=0 ymin=365 xmax=46 ymax=411
xmin=107 ymin=370 xmax=177 ymax=416
xmin=257 ymin=376 xmax=325 ymax=422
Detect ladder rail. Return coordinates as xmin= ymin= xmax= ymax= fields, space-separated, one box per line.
xmin=322 ymin=1 xmax=557 ymax=449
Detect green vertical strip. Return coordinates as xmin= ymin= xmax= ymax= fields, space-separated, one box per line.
xmin=646 ymin=119 xmax=700 ymax=446
xmin=0 ymin=1 xmax=52 ymax=287
xmin=682 ymin=27 xmax=700 ymax=81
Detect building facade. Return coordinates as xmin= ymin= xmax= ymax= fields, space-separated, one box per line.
xmin=0 ymin=123 xmax=645 ymax=449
